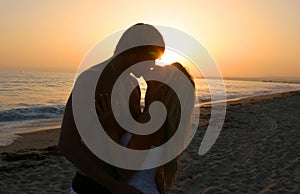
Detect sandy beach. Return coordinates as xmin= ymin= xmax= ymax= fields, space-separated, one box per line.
xmin=1 ymin=90 xmax=300 ymax=193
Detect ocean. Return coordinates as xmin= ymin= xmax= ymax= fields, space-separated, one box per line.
xmin=1 ymin=71 xmax=300 ymax=146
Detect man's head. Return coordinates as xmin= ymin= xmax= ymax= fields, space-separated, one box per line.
xmin=113 ymin=24 xmax=165 ymax=77
xmin=114 ymin=23 xmax=165 ymax=56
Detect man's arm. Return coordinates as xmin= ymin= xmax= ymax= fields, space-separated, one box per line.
xmin=58 ymin=95 xmax=143 ymax=194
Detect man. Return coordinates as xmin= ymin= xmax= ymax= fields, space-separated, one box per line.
xmin=58 ymin=23 xmax=165 ymax=194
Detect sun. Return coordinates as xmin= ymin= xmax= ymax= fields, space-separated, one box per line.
xmin=156 ymin=49 xmax=185 ymax=66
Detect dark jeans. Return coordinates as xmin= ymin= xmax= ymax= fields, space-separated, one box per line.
xmin=72 ymin=171 xmax=111 ymax=194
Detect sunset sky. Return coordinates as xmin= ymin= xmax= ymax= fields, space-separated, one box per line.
xmin=1 ymin=0 xmax=299 ymax=78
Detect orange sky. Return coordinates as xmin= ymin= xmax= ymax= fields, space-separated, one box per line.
xmin=0 ymin=0 xmax=299 ymax=78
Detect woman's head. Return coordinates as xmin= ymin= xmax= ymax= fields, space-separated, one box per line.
xmin=171 ymin=62 xmax=194 ymax=87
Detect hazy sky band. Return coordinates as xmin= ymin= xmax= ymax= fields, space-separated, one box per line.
xmin=0 ymin=0 xmax=299 ymax=78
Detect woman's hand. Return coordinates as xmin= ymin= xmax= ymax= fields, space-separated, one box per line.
xmin=95 ymin=93 xmax=124 ymax=142
xmin=96 ymin=93 xmax=111 ymax=118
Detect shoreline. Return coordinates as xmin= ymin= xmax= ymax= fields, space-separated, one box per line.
xmin=0 ymin=127 xmax=61 ymax=153
xmin=0 ymin=90 xmax=300 ymax=193
xmin=0 ymin=118 xmax=62 ymax=147
xmin=199 ymin=89 xmax=300 ymax=107
xmin=2 ymin=89 xmax=299 ymax=148
xmin=0 ymin=90 xmax=299 ymax=152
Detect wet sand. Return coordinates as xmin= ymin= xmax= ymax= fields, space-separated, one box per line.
xmin=1 ymin=91 xmax=300 ymax=193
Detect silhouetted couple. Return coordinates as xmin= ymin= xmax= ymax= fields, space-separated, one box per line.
xmin=59 ymin=23 xmax=195 ymax=194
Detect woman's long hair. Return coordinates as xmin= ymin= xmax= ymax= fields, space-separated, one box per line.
xmin=156 ymin=62 xmax=195 ymax=193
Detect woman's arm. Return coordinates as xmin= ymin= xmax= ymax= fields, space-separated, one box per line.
xmin=116 ymin=82 xmax=166 ymax=179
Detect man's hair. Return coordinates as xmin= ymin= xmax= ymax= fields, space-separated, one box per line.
xmin=114 ymin=23 xmax=165 ymax=56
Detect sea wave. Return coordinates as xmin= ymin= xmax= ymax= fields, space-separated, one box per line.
xmin=0 ymin=105 xmax=65 ymax=122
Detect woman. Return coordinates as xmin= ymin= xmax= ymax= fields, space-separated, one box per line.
xmin=117 ymin=62 xmax=195 ymax=194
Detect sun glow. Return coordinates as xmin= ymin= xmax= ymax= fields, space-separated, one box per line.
xmin=156 ymin=48 xmax=200 ymax=77
xmin=156 ymin=49 xmax=185 ymax=66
